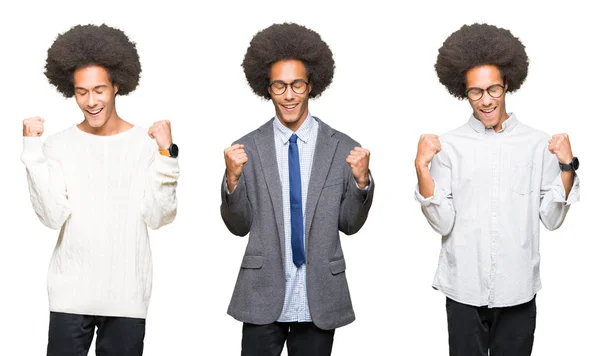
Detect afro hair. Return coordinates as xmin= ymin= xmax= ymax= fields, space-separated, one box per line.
xmin=242 ymin=22 xmax=335 ymax=99
xmin=45 ymin=24 xmax=141 ymax=98
xmin=435 ymin=23 xmax=529 ymax=99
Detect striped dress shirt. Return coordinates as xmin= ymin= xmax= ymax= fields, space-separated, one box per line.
xmin=274 ymin=114 xmax=318 ymax=322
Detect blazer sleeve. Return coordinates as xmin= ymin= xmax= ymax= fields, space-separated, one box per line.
xmin=338 ymin=168 xmax=374 ymax=235
xmin=220 ymin=170 xmax=253 ymax=236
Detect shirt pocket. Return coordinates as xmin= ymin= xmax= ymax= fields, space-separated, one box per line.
xmin=510 ymin=162 xmax=534 ymax=195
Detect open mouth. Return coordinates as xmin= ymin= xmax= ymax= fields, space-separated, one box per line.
xmin=480 ymin=107 xmax=496 ymax=118
xmin=282 ymin=103 xmax=298 ymax=112
xmin=86 ymin=108 xmax=103 ymax=117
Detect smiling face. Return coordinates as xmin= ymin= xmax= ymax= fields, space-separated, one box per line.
xmin=268 ymin=59 xmax=312 ymax=132
xmin=73 ymin=65 xmax=119 ymax=131
xmin=465 ymin=65 xmax=509 ymax=131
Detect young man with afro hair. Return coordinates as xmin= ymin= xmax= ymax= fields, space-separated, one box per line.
xmin=21 ymin=24 xmax=179 ymax=355
xmin=221 ymin=22 xmax=375 ymax=355
xmin=414 ymin=23 xmax=580 ymax=355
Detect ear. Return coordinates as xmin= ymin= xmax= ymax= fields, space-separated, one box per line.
xmin=307 ymin=82 xmax=312 ymax=95
xmin=113 ymin=83 xmax=119 ymax=95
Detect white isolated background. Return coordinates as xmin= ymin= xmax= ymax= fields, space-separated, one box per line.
xmin=0 ymin=0 xmax=597 ymax=355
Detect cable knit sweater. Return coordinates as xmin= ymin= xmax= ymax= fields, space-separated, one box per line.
xmin=21 ymin=125 xmax=179 ymax=318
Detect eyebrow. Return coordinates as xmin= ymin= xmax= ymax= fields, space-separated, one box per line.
xmin=270 ymin=79 xmax=307 ymax=83
xmin=466 ymin=83 xmax=503 ymax=90
xmin=74 ymin=85 xmax=109 ymax=91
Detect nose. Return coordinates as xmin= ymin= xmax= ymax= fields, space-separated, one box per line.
xmin=87 ymin=92 xmax=97 ymax=107
xmin=284 ymin=84 xmax=294 ymax=100
xmin=481 ymin=90 xmax=493 ymax=106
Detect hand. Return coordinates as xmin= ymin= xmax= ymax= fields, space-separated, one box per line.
xmin=148 ymin=120 xmax=173 ymax=150
xmin=224 ymin=144 xmax=248 ymax=189
xmin=415 ymin=134 xmax=441 ymax=169
xmin=548 ymin=133 xmax=574 ymax=164
xmin=23 ymin=117 xmax=45 ymax=137
xmin=346 ymin=147 xmax=370 ymax=188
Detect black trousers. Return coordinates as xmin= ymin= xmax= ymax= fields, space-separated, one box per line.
xmin=242 ymin=322 xmax=335 ymax=356
xmin=446 ymin=296 xmax=537 ymax=356
xmin=47 ymin=312 xmax=146 ymax=356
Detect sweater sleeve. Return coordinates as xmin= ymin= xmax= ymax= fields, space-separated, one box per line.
xmin=21 ymin=136 xmax=71 ymax=229
xmin=142 ymin=151 xmax=179 ymax=230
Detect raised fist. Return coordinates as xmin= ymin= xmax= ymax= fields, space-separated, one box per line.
xmin=23 ymin=117 xmax=45 ymax=137
xmin=548 ymin=133 xmax=574 ymax=165
xmin=148 ymin=120 xmax=173 ymax=150
xmin=346 ymin=147 xmax=370 ymax=189
xmin=224 ymin=144 xmax=248 ymax=191
xmin=415 ymin=134 xmax=441 ymax=168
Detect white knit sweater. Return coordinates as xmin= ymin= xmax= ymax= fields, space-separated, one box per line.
xmin=21 ymin=125 xmax=179 ymax=318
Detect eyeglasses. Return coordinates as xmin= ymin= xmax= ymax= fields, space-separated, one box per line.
xmin=465 ymin=84 xmax=506 ymax=101
xmin=269 ymin=79 xmax=309 ymax=95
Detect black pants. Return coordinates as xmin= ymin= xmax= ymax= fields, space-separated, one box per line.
xmin=47 ymin=312 xmax=146 ymax=356
xmin=242 ymin=322 xmax=335 ymax=356
xmin=446 ymin=296 xmax=537 ymax=356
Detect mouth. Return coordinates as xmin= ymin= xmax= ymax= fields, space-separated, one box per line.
xmin=281 ymin=103 xmax=298 ymax=112
xmin=86 ymin=108 xmax=103 ymax=117
xmin=480 ymin=107 xmax=496 ymax=118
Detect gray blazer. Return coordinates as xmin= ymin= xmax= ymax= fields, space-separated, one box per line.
xmin=221 ymin=117 xmax=374 ymax=330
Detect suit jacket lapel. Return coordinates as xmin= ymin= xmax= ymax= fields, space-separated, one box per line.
xmin=254 ymin=120 xmax=287 ymax=264
xmin=305 ymin=118 xmax=338 ymax=260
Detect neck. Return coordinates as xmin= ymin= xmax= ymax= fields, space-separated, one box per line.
xmin=78 ymin=111 xmax=131 ymax=136
xmin=492 ymin=111 xmax=510 ymax=132
xmin=278 ymin=112 xmax=309 ymax=133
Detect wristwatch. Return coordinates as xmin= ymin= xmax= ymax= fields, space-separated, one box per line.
xmin=159 ymin=143 xmax=179 ymax=158
xmin=559 ymin=156 xmax=579 ymax=171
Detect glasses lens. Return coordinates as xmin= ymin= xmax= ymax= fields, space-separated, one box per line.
xmin=487 ymin=85 xmax=504 ymax=98
xmin=291 ymin=80 xmax=307 ymax=94
xmin=270 ymin=82 xmax=286 ymax=95
xmin=467 ymin=89 xmax=483 ymax=101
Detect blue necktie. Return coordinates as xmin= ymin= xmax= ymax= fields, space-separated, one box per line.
xmin=289 ymin=134 xmax=305 ymax=267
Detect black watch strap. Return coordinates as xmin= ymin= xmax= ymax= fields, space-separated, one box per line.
xmin=559 ymin=156 xmax=578 ymax=171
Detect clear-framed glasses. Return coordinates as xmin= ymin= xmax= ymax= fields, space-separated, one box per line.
xmin=465 ymin=84 xmax=506 ymax=101
xmin=269 ymin=79 xmax=309 ymax=95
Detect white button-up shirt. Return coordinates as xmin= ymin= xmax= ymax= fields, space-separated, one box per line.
xmin=415 ymin=114 xmax=580 ymax=307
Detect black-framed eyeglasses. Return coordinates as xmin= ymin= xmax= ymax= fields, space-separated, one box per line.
xmin=269 ymin=79 xmax=309 ymax=95
xmin=465 ymin=84 xmax=506 ymax=101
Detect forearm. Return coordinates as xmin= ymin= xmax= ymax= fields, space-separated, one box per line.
xmin=540 ymin=172 xmax=580 ymax=231
xmin=414 ymin=168 xmax=455 ymax=235
xmin=416 ymin=163 xmax=434 ymax=199
xmin=561 ymin=170 xmax=575 ymax=199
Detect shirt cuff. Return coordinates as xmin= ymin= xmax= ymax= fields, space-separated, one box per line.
xmin=154 ymin=151 xmax=180 ymax=178
xmin=22 ymin=136 xmax=43 ymax=154
xmin=224 ymin=177 xmax=237 ymax=194
xmin=414 ymin=182 xmax=441 ymax=207
xmin=354 ymin=173 xmax=372 ymax=191
xmin=549 ymin=172 xmax=580 ymax=206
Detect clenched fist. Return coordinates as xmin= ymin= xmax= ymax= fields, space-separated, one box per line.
xmin=548 ymin=133 xmax=574 ymax=164
xmin=23 ymin=117 xmax=45 ymax=137
xmin=346 ymin=147 xmax=370 ymax=189
xmin=148 ymin=120 xmax=173 ymax=150
xmin=415 ymin=134 xmax=441 ymax=169
xmin=224 ymin=144 xmax=248 ymax=191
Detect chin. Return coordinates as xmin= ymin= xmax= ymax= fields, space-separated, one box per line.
xmin=478 ymin=117 xmax=498 ymax=127
xmin=87 ymin=119 xmax=107 ymax=128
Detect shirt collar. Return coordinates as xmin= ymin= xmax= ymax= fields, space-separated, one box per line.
xmin=468 ymin=112 xmax=518 ymax=134
xmin=273 ymin=113 xmax=315 ymax=144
